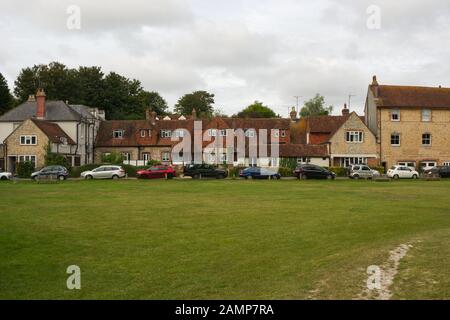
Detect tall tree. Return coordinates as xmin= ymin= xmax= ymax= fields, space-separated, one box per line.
xmin=174 ymin=90 xmax=215 ymax=116
xmin=0 ymin=72 xmax=13 ymax=115
xmin=236 ymin=101 xmax=277 ymax=118
xmin=138 ymin=91 xmax=168 ymax=115
xmin=300 ymin=94 xmax=333 ymax=117
xmin=76 ymin=66 xmax=105 ymax=107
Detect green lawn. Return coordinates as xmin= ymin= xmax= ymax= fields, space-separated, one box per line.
xmin=0 ymin=179 xmax=449 ymax=299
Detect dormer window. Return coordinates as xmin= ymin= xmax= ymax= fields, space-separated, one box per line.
xmin=174 ymin=129 xmax=185 ymax=138
xmin=280 ymin=130 xmax=286 ymax=137
xmin=113 ymin=130 xmax=124 ymax=139
xmin=245 ymin=129 xmax=256 ymax=138
xmin=208 ymin=129 xmax=217 ymax=137
xmin=219 ymin=129 xmax=228 ymax=137
xmin=391 ymin=109 xmax=400 ymax=121
xmin=140 ymin=130 xmax=146 ymax=138
xmin=161 ymin=130 xmax=172 ymax=138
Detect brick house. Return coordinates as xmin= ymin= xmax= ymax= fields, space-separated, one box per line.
xmin=4 ymin=118 xmax=76 ymax=172
xmin=365 ymin=76 xmax=450 ymax=170
xmin=297 ymin=105 xmax=378 ymax=167
xmin=0 ymin=89 xmax=104 ymax=169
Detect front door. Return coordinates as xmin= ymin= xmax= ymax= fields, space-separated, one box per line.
xmin=7 ymin=156 xmax=16 ymax=173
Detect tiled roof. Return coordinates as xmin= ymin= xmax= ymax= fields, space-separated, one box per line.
xmin=279 ymin=144 xmax=328 ymax=157
xmin=307 ymin=115 xmax=349 ymax=134
xmin=0 ymin=100 xmax=84 ymax=122
xmin=373 ymin=85 xmax=450 ymax=108
xmin=31 ymin=119 xmax=76 ymax=145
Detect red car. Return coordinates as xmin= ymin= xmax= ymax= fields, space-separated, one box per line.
xmin=136 ymin=165 xmax=176 ymax=179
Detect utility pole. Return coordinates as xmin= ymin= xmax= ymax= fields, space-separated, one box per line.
xmin=348 ymin=94 xmax=356 ymax=109
xmin=294 ymin=96 xmax=302 ymax=113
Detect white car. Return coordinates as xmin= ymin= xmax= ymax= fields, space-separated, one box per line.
xmin=0 ymin=170 xmax=13 ymax=180
xmin=80 ymin=165 xmax=126 ymax=180
xmin=387 ymin=165 xmax=419 ymax=179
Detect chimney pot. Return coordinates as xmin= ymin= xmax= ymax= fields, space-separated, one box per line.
xmin=28 ymin=94 xmax=35 ymax=102
xmin=342 ymin=103 xmax=350 ymax=116
xmin=35 ymin=88 xmax=46 ymax=119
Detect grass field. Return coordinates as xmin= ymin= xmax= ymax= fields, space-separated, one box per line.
xmin=0 ymin=179 xmax=449 ymax=300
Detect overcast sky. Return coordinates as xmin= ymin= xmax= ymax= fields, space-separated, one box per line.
xmin=1 ymin=0 xmax=449 ymax=116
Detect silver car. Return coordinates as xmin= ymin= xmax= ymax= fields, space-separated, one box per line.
xmin=348 ymin=165 xmax=380 ymax=179
xmin=81 ymin=165 xmax=126 ymax=180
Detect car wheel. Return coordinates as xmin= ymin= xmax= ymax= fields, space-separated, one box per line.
xmin=301 ymin=174 xmax=308 ymax=180
xmin=58 ymin=175 xmax=65 ymax=181
xmin=412 ymin=174 xmax=418 ymax=179
xmin=167 ymin=173 xmax=174 ymax=179
xmin=193 ymin=174 xmax=200 ymax=179
xmin=217 ymin=174 xmax=225 ymax=179
xmin=353 ymin=174 xmax=359 ymax=180
xmin=0 ymin=176 xmax=7 ymax=180
xmin=112 ymin=175 xmax=119 ymax=180
xmin=393 ymin=174 xmax=399 ymax=180
xmin=85 ymin=175 xmax=93 ymax=180
xmin=327 ymin=174 xmax=333 ymax=180
xmin=33 ymin=176 xmax=38 ymax=181
xmin=276 ymin=175 xmax=281 ymax=180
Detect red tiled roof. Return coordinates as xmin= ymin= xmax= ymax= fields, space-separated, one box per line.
xmin=373 ymin=85 xmax=450 ymax=108
xmin=32 ymin=119 xmax=76 ymax=145
xmin=279 ymin=144 xmax=328 ymax=157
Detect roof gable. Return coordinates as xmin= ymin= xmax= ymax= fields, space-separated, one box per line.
xmin=0 ymin=100 xmax=83 ymax=122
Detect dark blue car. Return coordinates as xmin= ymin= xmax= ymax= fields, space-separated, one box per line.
xmin=239 ymin=167 xmax=281 ymax=179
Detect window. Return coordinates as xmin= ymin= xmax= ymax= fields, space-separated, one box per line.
xmin=113 ymin=130 xmax=124 ymax=139
xmin=140 ymin=130 xmax=146 ymax=137
xmin=174 ymin=129 xmax=185 ymax=138
xmin=341 ymin=157 xmax=367 ymax=167
xmin=398 ymin=162 xmax=415 ymax=168
xmin=162 ymin=151 xmax=170 ymax=162
xmin=219 ymin=153 xmax=227 ymax=162
xmin=443 ymin=162 xmax=450 ymax=167
xmin=208 ymin=129 xmax=217 ymax=137
xmin=161 ymin=130 xmax=172 ymax=138
xmin=391 ymin=133 xmax=400 ymax=146
xmin=273 ymin=130 xmax=279 ymax=138
xmin=18 ymin=155 xmax=36 ymax=167
xmin=245 ymin=129 xmax=256 ymax=138
xmin=121 ymin=152 xmax=130 ymax=161
xmin=422 ymin=109 xmax=431 ymax=122
xmin=142 ymin=153 xmax=150 ymax=162
xmin=219 ymin=129 xmax=228 ymax=137
xmin=422 ymin=133 xmax=431 ymax=145
xmin=20 ymin=135 xmax=37 ymax=145
xmin=345 ymin=131 xmax=364 ymax=143
xmin=391 ymin=109 xmax=400 ymax=121
xmin=297 ymin=157 xmax=310 ymax=164
xmin=280 ymin=130 xmax=286 ymax=137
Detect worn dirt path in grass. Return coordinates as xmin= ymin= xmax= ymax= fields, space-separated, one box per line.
xmin=359 ymin=243 xmax=414 ymax=300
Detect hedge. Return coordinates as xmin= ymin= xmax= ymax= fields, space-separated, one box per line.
xmin=278 ymin=167 xmax=294 ymax=177
xmin=17 ymin=161 xmax=35 ymax=178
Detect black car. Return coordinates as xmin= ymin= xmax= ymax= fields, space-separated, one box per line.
xmin=239 ymin=167 xmax=281 ymax=179
xmin=424 ymin=166 xmax=450 ymax=178
xmin=293 ymin=164 xmax=336 ymax=180
xmin=183 ymin=164 xmax=228 ymax=179
xmin=31 ymin=165 xmax=69 ymax=181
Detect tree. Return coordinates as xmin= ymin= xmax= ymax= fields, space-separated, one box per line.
xmin=174 ymin=91 xmax=215 ymax=116
xmin=236 ymin=101 xmax=276 ymax=118
xmin=0 ymin=72 xmax=13 ymax=115
xmin=300 ymin=94 xmax=333 ymax=117
xmin=138 ymin=91 xmax=168 ymax=115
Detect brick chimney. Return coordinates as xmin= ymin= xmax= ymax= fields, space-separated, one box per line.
xmin=289 ymin=106 xmax=297 ymax=121
xmin=35 ymin=88 xmax=46 ymax=119
xmin=145 ymin=108 xmax=151 ymax=120
xmin=150 ymin=111 xmax=157 ymax=125
xmin=342 ymin=103 xmax=350 ymax=116
xmin=371 ymin=75 xmax=379 ymax=97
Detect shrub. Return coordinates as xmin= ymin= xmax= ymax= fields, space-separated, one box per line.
xmin=147 ymin=159 xmax=161 ymax=166
xmin=228 ymin=166 xmax=245 ymax=178
xmin=279 ymin=158 xmax=298 ymax=170
xmin=44 ymin=144 xmax=71 ymax=169
xmin=278 ymin=167 xmax=294 ymax=177
xmin=101 ymin=152 xmax=124 ymax=164
xmin=373 ymin=166 xmax=385 ymax=174
xmin=328 ymin=167 xmax=348 ymax=177
xmin=70 ymin=164 xmax=100 ymax=178
xmin=17 ymin=161 xmax=35 ymax=178
xmin=121 ymin=164 xmax=148 ymax=177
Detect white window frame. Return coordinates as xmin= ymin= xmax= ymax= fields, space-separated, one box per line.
xmin=174 ymin=129 xmax=185 ymax=138
xmin=162 ymin=151 xmax=170 ymax=162
xmin=398 ymin=162 xmax=416 ymax=168
xmin=422 ymin=109 xmax=432 ymax=122
xmin=121 ymin=152 xmax=131 ymax=161
xmin=20 ymin=135 xmax=37 ymax=145
xmin=161 ymin=130 xmax=172 ymax=138
xmin=142 ymin=153 xmax=150 ymax=162
xmin=208 ymin=129 xmax=217 ymax=137
xmin=422 ymin=133 xmax=432 ymax=146
xmin=297 ymin=157 xmax=310 ymax=164
xmin=280 ymin=130 xmax=286 ymax=138
xmin=113 ymin=130 xmax=124 ymax=139
xmin=345 ymin=131 xmax=364 ymax=143
xmin=273 ymin=130 xmax=279 ymax=138
xmin=219 ymin=153 xmax=227 ymax=162
xmin=18 ymin=155 xmax=37 ymax=167
xmin=443 ymin=162 xmax=450 ymax=166
xmin=391 ymin=133 xmax=400 ymax=146
xmin=245 ymin=129 xmax=256 ymax=138
xmin=140 ymin=129 xmax=146 ymax=138
xmin=391 ymin=109 xmax=400 ymax=122
xmin=219 ymin=129 xmax=228 ymax=137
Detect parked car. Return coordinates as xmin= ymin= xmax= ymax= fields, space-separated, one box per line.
xmin=293 ymin=164 xmax=336 ymax=180
xmin=239 ymin=167 xmax=281 ymax=179
xmin=424 ymin=166 xmax=450 ymax=178
xmin=31 ymin=165 xmax=69 ymax=181
xmin=0 ymin=169 xmax=13 ymax=180
xmin=136 ymin=165 xmax=176 ymax=179
xmin=387 ymin=166 xmax=419 ymax=179
xmin=80 ymin=165 xmax=126 ymax=180
xmin=183 ymin=164 xmax=228 ymax=179
xmin=348 ymin=165 xmax=380 ymax=179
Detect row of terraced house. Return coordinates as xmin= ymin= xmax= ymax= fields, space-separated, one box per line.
xmin=1 ymin=76 xmax=450 ymax=173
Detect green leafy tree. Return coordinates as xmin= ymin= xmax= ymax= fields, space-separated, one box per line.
xmin=300 ymin=94 xmax=333 ymax=117
xmin=138 ymin=91 xmax=168 ymax=115
xmin=174 ymin=91 xmax=215 ymax=116
xmin=0 ymin=72 xmax=13 ymax=115
xmin=236 ymin=101 xmax=277 ymax=118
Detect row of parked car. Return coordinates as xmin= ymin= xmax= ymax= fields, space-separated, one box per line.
xmin=1 ymin=164 xmax=450 ymax=181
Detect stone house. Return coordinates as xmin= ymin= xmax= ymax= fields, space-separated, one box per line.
xmin=365 ymin=76 xmax=450 ymax=170
xmin=4 ymin=118 xmax=76 ymax=172
xmin=297 ymin=105 xmax=379 ymax=167
xmin=0 ymin=89 xmax=104 ymax=169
